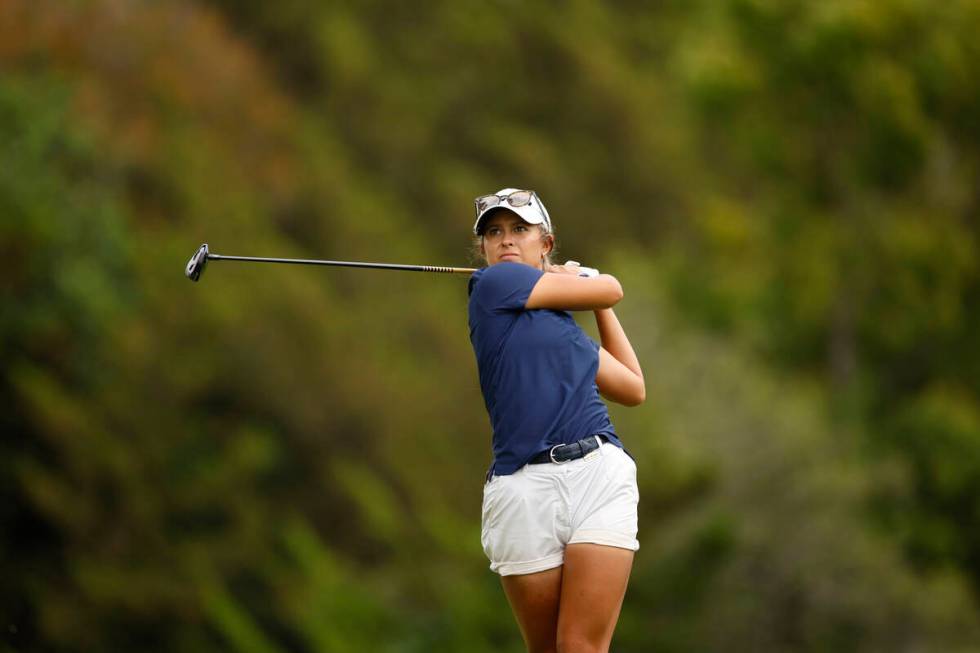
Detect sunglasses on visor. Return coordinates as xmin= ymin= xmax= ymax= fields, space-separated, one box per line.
xmin=475 ymin=190 xmax=534 ymax=215
xmin=473 ymin=190 xmax=551 ymax=233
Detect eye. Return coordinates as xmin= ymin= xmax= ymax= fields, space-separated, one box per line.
xmin=515 ymin=225 xmax=527 ymax=232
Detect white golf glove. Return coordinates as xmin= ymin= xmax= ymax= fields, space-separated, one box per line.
xmin=564 ymin=260 xmax=600 ymax=278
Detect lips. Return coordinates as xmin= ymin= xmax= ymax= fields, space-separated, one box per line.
xmin=500 ymin=252 xmax=519 ymax=259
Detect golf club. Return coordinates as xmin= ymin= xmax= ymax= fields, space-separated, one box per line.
xmin=185 ymin=244 xmax=477 ymax=282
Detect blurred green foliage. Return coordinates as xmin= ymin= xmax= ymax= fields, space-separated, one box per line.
xmin=2 ymin=0 xmax=980 ymax=651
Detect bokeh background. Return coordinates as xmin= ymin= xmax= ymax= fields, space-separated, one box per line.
xmin=3 ymin=1 xmax=980 ymax=651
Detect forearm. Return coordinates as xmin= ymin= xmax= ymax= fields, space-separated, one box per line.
xmin=594 ymin=308 xmax=642 ymax=378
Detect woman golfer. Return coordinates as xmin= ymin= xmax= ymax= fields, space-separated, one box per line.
xmin=468 ymin=188 xmax=645 ymax=652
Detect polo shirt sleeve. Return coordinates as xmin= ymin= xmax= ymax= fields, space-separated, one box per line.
xmin=470 ymin=262 xmax=544 ymax=313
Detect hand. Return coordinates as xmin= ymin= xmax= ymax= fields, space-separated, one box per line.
xmin=547 ymin=261 xmax=582 ymax=276
xmin=562 ymin=260 xmax=600 ymax=278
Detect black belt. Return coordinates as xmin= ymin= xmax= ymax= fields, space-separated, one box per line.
xmin=528 ymin=434 xmax=609 ymax=465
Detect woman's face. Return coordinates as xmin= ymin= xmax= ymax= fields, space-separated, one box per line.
xmin=481 ymin=210 xmax=552 ymax=269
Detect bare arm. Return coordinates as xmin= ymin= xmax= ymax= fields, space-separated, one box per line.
xmin=526 ymin=262 xmax=644 ymax=406
xmin=525 ymin=268 xmax=623 ymax=311
xmin=595 ymin=308 xmax=645 ymax=406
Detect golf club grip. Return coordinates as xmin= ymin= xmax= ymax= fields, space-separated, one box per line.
xmin=431 ymin=266 xmax=480 ymax=274
xmin=208 ymin=254 xmax=476 ymax=274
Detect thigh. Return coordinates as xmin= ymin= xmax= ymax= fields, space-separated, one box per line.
xmin=501 ymin=566 xmax=563 ymax=653
xmin=557 ymin=543 xmax=634 ymax=652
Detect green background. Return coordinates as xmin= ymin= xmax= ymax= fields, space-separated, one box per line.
xmin=3 ymin=1 xmax=980 ymax=650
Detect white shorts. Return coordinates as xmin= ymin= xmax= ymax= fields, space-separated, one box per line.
xmin=480 ymin=442 xmax=640 ymax=576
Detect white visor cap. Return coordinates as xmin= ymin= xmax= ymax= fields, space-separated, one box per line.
xmin=473 ymin=188 xmax=553 ymax=235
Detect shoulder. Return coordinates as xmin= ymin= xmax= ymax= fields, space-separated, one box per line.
xmin=469 ymin=262 xmax=543 ymax=298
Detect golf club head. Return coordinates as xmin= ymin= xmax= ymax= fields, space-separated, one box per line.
xmin=185 ymin=243 xmax=209 ymax=282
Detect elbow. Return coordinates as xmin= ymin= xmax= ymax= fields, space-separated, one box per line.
xmin=613 ymin=377 xmax=647 ymax=408
xmin=602 ymin=380 xmax=646 ymax=407
xmin=625 ymin=379 xmax=646 ymax=407
xmin=626 ymin=376 xmax=647 ymax=406
xmin=600 ymin=275 xmax=624 ymax=308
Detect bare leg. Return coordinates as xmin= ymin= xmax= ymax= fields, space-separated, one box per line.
xmin=556 ymin=543 xmax=634 ymax=653
xmin=500 ymin=566 xmax=563 ymax=653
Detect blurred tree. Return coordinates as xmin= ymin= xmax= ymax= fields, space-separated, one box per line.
xmin=0 ymin=72 xmax=135 ymax=651
xmin=663 ymin=0 xmax=980 ymax=594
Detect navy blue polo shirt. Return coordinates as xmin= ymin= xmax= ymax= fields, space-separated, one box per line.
xmin=468 ymin=262 xmax=622 ymax=476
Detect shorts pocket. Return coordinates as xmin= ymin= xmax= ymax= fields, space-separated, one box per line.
xmin=600 ymin=445 xmax=635 ymax=481
xmin=480 ymin=481 xmax=496 ymax=559
xmin=481 ymin=475 xmax=508 ymax=540
xmin=600 ymin=447 xmax=639 ymax=508
xmin=482 ymin=476 xmax=500 ymax=514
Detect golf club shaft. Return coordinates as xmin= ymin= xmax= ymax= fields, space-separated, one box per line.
xmin=208 ymin=253 xmax=476 ymax=275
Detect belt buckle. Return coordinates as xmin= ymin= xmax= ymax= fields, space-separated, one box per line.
xmin=549 ymin=444 xmax=568 ymax=464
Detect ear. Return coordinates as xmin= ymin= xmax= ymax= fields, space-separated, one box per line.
xmin=543 ymin=233 xmax=554 ymax=255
